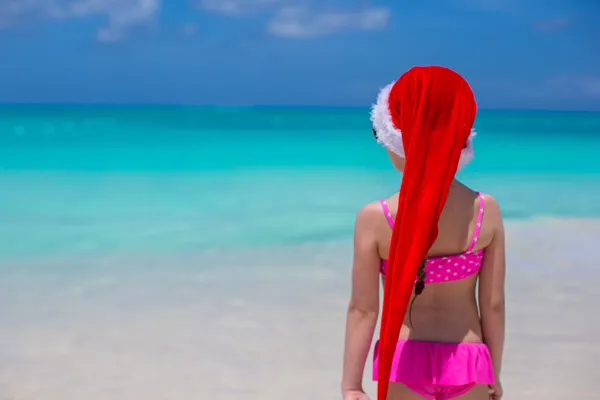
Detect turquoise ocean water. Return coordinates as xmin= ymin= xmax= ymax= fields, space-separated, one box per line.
xmin=1 ymin=106 xmax=599 ymax=259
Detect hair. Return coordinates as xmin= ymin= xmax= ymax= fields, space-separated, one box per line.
xmin=408 ymin=258 xmax=427 ymax=329
xmin=374 ymin=66 xmax=477 ymax=400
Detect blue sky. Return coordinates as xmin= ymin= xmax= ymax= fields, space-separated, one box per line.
xmin=0 ymin=0 xmax=599 ymax=110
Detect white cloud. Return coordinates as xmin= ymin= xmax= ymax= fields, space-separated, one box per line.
xmin=0 ymin=0 xmax=159 ymax=41
xmin=198 ymin=0 xmax=281 ymax=16
xmin=267 ymin=5 xmax=390 ymax=38
xmin=197 ymin=1 xmax=390 ymax=38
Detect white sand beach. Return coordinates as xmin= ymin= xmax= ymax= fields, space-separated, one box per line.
xmin=0 ymin=219 xmax=599 ymax=399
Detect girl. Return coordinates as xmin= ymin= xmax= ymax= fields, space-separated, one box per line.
xmin=341 ymin=67 xmax=506 ymax=400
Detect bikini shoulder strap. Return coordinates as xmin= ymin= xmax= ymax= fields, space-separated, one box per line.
xmin=466 ymin=192 xmax=485 ymax=253
xmin=379 ymin=199 xmax=395 ymax=228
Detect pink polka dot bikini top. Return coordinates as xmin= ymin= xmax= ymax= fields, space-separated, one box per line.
xmin=380 ymin=192 xmax=485 ymax=284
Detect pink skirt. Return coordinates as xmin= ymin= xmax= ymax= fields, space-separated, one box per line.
xmin=373 ymin=339 xmax=495 ymax=386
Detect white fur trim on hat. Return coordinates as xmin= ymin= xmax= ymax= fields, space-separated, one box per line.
xmin=370 ymin=82 xmax=476 ymax=171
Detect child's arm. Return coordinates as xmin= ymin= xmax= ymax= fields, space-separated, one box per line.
xmin=478 ymin=196 xmax=506 ymax=382
xmin=341 ymin=204 xmax=382 ymax=395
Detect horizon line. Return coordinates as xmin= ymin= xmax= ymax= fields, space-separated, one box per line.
xmin=0 ymin=102 xmax=598 ymax=113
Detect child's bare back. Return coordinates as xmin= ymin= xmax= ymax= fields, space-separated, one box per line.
xmin=365 ymin=181 xmax=504 ymax=343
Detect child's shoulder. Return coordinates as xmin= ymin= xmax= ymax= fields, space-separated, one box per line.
xmin=478 ymin=193 xmax=504 ymax=233
xmin=355 ymin=199 xmax=388 ymax=230
xmin=480 ymin=192 xmax=502 ymax=217
xmin=356 ymin=199 xmax=383 ymax=219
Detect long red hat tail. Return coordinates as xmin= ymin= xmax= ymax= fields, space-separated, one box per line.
xmin=376 ymin=66 xmax=477 ymax=400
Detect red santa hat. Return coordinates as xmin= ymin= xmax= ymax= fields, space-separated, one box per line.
xmin=371 ymin=79 xmax=476 ymax=170
xmin=372 ymin=66 xmax=478 ymax=400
